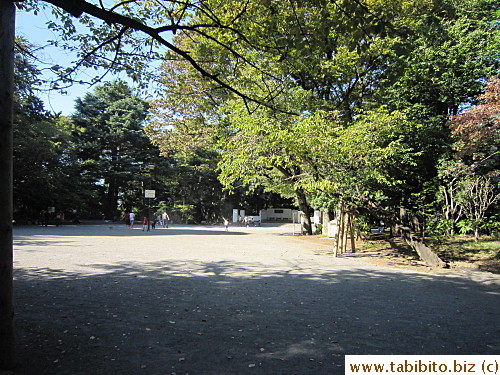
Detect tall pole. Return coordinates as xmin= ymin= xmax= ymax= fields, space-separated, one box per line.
xmin=0 ymin=0 xmax=17 ymax=369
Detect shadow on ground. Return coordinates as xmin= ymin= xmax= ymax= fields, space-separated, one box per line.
xmin=13 ymin=260 xmax=500 ymax=375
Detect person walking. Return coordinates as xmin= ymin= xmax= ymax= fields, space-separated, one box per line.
xmin=162 ymin=212 xmax=170 ymax=228
xmin=124 ymin=212 xmax=130 ymax=229
xmin=223 ymin=217 xmax=229 ymax=231
xmin=129 ymin=211 xmax=135 ymax=228
xmin=142 ymin=216 xmax=149 ymax=231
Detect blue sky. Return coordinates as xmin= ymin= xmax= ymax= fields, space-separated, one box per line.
xmin=16 ymin=7 xmax=133 ymax=116
xmin=16 ymin=8 xmax=89 ymax=115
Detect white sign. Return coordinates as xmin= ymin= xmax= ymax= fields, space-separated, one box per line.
xmin=144 ymin=190 xmax=156 ymax=198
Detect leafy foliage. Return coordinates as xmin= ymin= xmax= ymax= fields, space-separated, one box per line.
xmin=13 ymin=39 xmax=83 ymax=222
xmin=71 ymin=81 xmax=159 ymax=219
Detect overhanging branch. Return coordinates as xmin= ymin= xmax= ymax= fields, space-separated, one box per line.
xmin=41 ymin=0 xmax=296 ymax=114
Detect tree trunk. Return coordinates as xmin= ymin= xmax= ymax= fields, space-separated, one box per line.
xmin=104 ymin=176 xmax=118 ymax=220
xmin=296 ymin=188 xmax=313 ymax=235
xmin=397 ymin=225 xmax=447 ymax=268
xmin=363 ymin=199 xmax=447 ymax=268
xmin=0 ymin=0 xmax=16 ymax=369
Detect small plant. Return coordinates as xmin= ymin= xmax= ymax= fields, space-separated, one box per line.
xmin=456 ymin=219 xmax=474 ymax=236
xmin=426 ymin=219 xmax=453 ymax=240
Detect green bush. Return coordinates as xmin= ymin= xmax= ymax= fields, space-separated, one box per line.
xmin=480 ymin=216 xmax=500 ymax=239
xmin=426 ymin=219 xmax=453 ymax=239
xmin=456 ymin=219 xmax=474 ymax=236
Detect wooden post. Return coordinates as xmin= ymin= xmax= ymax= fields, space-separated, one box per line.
xmin=333 ymin=201 xmax=343 ymax=256
xmin=322 ymin=210 xmax=330 ymax=237
xmin=0 ymin=0 xmax=16 ymax=369
xmin=349 ymin=213 xmax=356 ymax=253
xmin=341 ymin=211 xmax=348 ymax=254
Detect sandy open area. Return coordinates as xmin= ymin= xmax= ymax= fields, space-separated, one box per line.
xmin=11 ymin=222 xmax=500 ymax=374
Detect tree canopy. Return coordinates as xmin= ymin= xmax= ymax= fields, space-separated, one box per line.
xmin=145 ymin=0 xmax=498 ymax=235
xmin=10 ymin=0 xmax=498 ymax=238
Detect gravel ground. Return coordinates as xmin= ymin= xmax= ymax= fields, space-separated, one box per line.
xmin=10 ymin=222 xmax=500 ymax=374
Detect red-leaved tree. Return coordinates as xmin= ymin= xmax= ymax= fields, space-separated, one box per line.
xmin=449 ymin=75 xmax=500 ymax=166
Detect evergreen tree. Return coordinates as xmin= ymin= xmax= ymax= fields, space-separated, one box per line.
xmin=71 ymin=81 xmax=158 ymax=220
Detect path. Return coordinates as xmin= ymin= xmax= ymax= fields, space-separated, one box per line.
xmin=11 ymin=223 xmax=500 ymax=374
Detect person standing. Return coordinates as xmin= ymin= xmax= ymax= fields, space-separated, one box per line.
xmin=56 ymin=212 xmax=63 ymax=226
xmin=142 ymin=216 xmax=149 ymax=231
xmin=129 ymin=211 xmax=135 ymax=228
